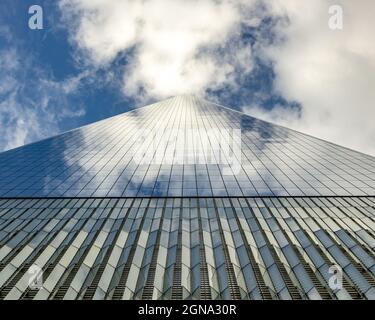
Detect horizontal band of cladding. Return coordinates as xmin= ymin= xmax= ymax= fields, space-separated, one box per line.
xmin=1 ymin=195 xmax=375 ymax=200
xmin=1 ymin=196 xmax=375 ymax=208
xmin=0 ymin=197 xmax=374 ymax=300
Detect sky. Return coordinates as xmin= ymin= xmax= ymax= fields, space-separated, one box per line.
xmin=0 ymin=0 xmax=374 ymax=155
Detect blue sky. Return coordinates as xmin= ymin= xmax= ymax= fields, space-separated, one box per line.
xmin=0 ymin=0 xmax=139 ymax=147
xmin=0 ymin=0 xmax=374 ymax=155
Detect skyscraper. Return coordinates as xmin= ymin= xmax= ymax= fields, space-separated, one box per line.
xmin=0 ymin=95 xmax=374 ymax=300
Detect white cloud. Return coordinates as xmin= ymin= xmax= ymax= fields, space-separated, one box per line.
xmin=59 ymin=0 xmax=375 ymax=156
xmin=0 ymin=45 xmax=87 ymax=151
xmin=59 ymin=0 xmax=260 ymax=101
xmin=247 ymin=0 xmax=375 ymax=156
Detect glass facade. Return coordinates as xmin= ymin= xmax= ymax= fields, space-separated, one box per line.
xmin=0 ymin=95 xmax=374 ymax=300
xmin=0 ymin=95 xmax=374 ymax=198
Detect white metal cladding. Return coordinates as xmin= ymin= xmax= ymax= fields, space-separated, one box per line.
xmin=0 ymin=197 xmax=374 ymax=300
